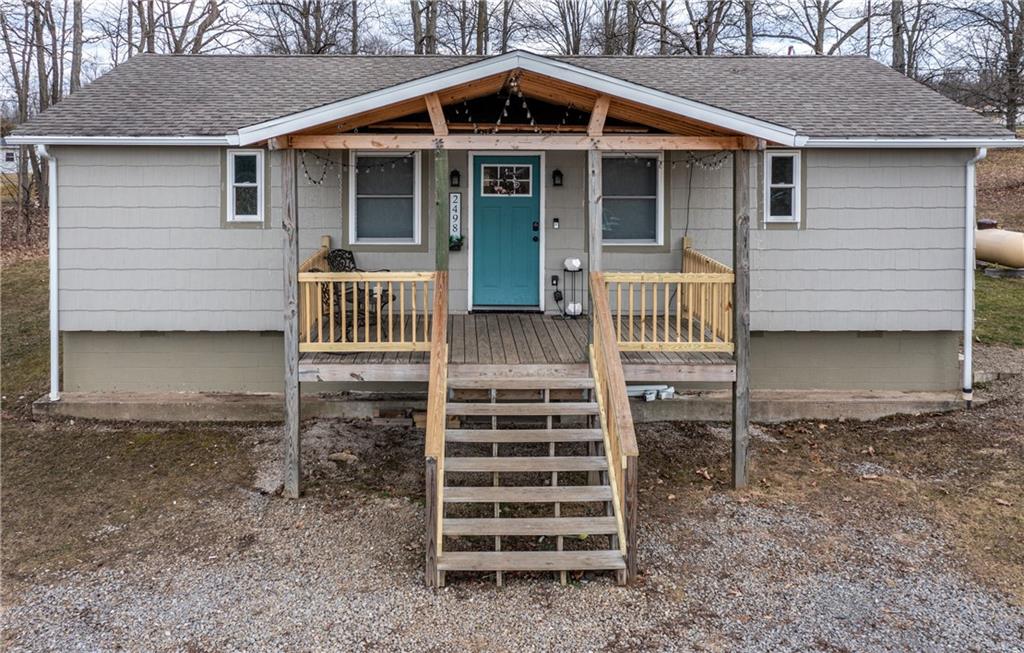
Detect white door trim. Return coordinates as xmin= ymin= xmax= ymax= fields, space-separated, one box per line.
xmin=467 ymin=151 xmax=546 ymax=312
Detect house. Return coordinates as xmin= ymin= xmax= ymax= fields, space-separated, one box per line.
xmin=9 ymin=51 xmax=1020 ymax=586
xmin=0 ymin=144 xmax=19 ymax=173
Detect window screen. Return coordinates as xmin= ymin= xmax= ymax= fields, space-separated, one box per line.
xmin=353 ymin=152 xmax=418 ymax=242
xmin=602 ymin=155 xmax=660 ymax=243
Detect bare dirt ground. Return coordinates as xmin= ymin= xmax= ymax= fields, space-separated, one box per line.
xmin=2 ymin=349 xmax=1023 ymax=651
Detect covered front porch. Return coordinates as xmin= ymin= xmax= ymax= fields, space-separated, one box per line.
xmin=255 ymin=52 xmax=779 ymax=585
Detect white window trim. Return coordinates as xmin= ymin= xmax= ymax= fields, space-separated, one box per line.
xmin=480 ymin=163 xmax=535 ymax=197
xmin=226 ymin=149 xmax=265 ymax=223
xmin=348 ymin=150 xmax=422 ymax=245
xmin=600 ymin=151 xmax=664 ymax=246
xmin=764 ymin=150 xmax=801 ymax=224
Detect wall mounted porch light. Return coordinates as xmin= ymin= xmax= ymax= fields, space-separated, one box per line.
xmin=450 ymin=169 xmax=461 ymax=187
xmin=552 ymin=169 xmax=564 ymax=187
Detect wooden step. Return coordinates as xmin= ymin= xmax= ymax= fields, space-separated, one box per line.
xmin=437 ymin=550 xmax=625 ymax=572
xmin=443 ymin=485 xmax=612 ymax=503
xmin=447 ymin=377 xmax=594 ymax=390
xmin=445 ymin=456 xmax=608 ymax=473
xmin=446 ymin=402 xmax=599 ymax=417
xmin=444 ymin=516 xmax=617 ymax=536
xmin=446 ymin=428 xmax=603 ymax=444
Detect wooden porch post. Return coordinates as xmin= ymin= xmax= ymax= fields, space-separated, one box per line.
xmin=282 ymin=148 xmax=301 ymax=499
xmin=435 ymin=146 xmax=449 ymax=271
xmin=587 ymin=149 xmax=602 ymax=273
xmin=732 ymin=149 xmax=751 ymax=489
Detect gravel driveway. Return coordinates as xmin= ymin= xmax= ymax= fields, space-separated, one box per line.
xmin=3 ymin=356 xmax=1024 ymax=651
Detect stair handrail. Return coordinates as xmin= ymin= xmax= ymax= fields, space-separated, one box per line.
xmin=424 ymin=271 xmax=448 ymax=588
xmin=589 ymin=271 xmax=639 ymax=582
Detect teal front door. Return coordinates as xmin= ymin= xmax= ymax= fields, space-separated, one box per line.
xmin=472 ymin=155 xmax=541 ymax=308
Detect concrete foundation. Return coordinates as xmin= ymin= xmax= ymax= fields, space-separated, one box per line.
xmin=35 ymin=389 xmax=964 ymax=424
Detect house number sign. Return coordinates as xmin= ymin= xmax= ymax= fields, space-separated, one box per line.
xmin=449 ymin=192 xmax=462 ymax=236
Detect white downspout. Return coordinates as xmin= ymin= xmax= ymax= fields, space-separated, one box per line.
xmin=963 ymin=147 xmax=987 ymax=407
xmin=37 ymin=145 xmax=60 ymax=402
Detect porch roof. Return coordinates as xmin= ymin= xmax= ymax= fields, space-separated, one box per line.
xmin=9 ymin=51 xmax=1017 ymax=147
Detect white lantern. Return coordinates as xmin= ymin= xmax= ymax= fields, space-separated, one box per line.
xmin=563 ymin=257 xmax=582 ymax=271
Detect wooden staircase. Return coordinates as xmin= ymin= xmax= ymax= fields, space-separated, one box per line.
xmin=423 ymin=272 xmax=638 ymax=588
xmin=435 ymin=377 xmax=627 ymax=585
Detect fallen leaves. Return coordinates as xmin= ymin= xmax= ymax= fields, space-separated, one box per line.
xmin=994 ymin=497 xmax=1014 ymax=507
xmin=695 ymin=468 xmax=712 ymax=481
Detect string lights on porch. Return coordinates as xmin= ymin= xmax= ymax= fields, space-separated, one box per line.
xmin=298 ymin=151 xmax=416 ymax=186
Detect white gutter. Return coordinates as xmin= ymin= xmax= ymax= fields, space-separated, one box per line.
xmin=804 ymin=137 xmax=1023 ymax=149
xmin=963 ymin=147 xmax=987 ymax=407
xmin=7 ymin=135 xmax=235 ymax=146
xmin=36 ymin=145 xmax=60 ymax=402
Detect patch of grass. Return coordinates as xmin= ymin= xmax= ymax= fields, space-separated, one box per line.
xmin=975 ymin=271 xmax=1024 ymax=347
xmin=1 ymin=255 xmax=49 ymax=414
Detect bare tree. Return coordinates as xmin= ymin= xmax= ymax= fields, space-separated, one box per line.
xmin=495 ymin=0 xmax=523 ymax=53
xmin=762 ymin=0 xmax=872 ymax=55
xmin=951 ymin=0 xmax=1024 ymax=131
xmin=639 ymin=0 xmax=736 ymax=55
xmin=531 ymin=0 xmax=591 ymax=55
xmin=743 ymin=0 xmax=755 ymax=53
xmin=246 ymin=1 xmax=353 ymax=54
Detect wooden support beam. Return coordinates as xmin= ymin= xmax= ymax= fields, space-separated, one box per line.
xmin=282 ymin=148 xmax=301 ymax=499
xmin=435 ymin=148 xmax=449 ymax=271
xmin=424 ymin=93 xmax=449 ymax=136
xmin=731 ymin=149 xmax=751 ymax=490
xmin=280 ymin=134 xmax=749 ymax=151
xmin=587 ymin=95 xmax=611 ymax=137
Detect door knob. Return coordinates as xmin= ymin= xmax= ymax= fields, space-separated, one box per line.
xmin=532 ymin=235 xmax=539 ymax=242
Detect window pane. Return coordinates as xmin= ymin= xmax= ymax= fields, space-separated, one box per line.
xmin=234 ymin=186 xmax=258 ymax=217
xmin=603 ymin=157 xmax=657 ymax=197
xmin=769 ymin=187 xmax=794 ymax=218
xmin=356 ymin=155 xmax=415 ymax=195
xmin=602 ymin=198 xmax=657 ymax=241
xmin=234 ymin=154 xmax=258 ymax=184
xmin=770 ymin=155 xmax=793 ymax=185
xmin=482 ymin=165 xmax=531 ymax=195
xmin=356 ymin=197 xmax=415 ymax=240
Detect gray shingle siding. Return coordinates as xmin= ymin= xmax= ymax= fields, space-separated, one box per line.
xmin=54 ymin=146 xmax=968 ymax=333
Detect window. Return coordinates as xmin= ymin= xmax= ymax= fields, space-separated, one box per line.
xmin=601 ymin=153 xmax=662 ymax=244
xmin=227 ymin=149 xmax=264 ymax=223
xmin=4 ymin=152 xmax=14 ymax=163
xmin=349 ymin=151 xmax=420 ymax=244
xmin=764 ymin=150 xmax=801 ymax=224
xmin=481 ymin=164 xmax=532 ymax=196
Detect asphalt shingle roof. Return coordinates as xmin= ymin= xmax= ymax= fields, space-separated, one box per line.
xmin=12 ymin=52 xmax=1012 ymax=139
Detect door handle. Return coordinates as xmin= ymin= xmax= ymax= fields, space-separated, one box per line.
xmin=532 ymin=235 xmax=539 ymax=242
xmin=532 ymin=221 xmax=539 ymax=231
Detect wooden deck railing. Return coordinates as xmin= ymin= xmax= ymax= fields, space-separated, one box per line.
xmin=602 ymin=247 xmax=734 ymax=353
xmin=297 ymin=269 xmax=439 ymax=353
xmin=423 ymin=272 xmax=449 ymax=588
xmin=589 ymin=271 xmax=639 ymax=583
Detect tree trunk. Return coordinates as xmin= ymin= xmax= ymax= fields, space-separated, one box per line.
xmin=744 ymin=0 xmax=754 ymax=54
xmin=70 ymin=0 xmax=83 ymax=92
xmin=146 ymin=0 xmax=156 ymax=53
xmin=658 ymin=0 xmax=668 ymax=54
xmin=891 ymin=0 xmax=906 ymax=74
xmin=32 ymin=1 xmax=49 ymax=112
xmin=411 ymin=0 xmax=423 ymax=53
xmin=351 ymin=0 xmax=359 ymax=53
xmin=476 ymin=0 xmax=488 ymax=54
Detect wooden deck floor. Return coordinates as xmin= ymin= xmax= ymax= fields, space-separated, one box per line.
xmin=300 ymin=313 xmax=735 ymax=384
